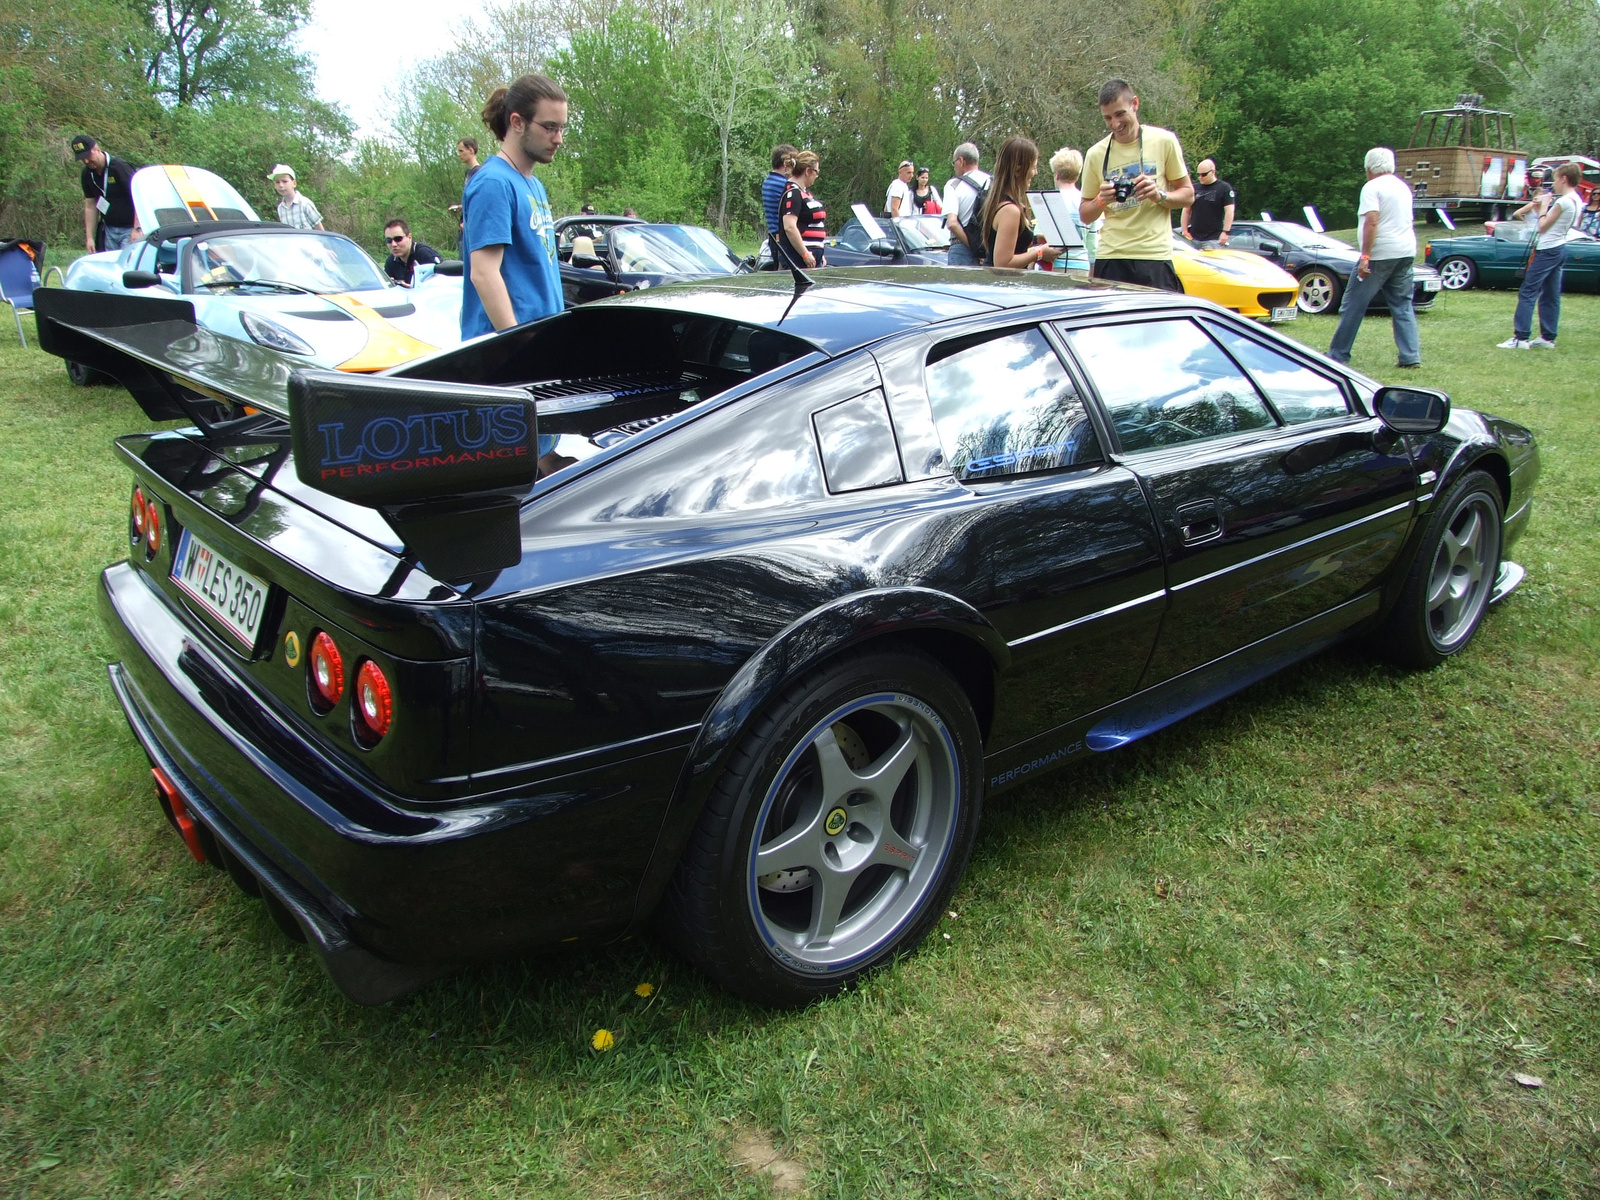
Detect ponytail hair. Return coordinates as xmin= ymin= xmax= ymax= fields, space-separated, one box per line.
xmin=481 ymin=74 xmax=567 ymax=141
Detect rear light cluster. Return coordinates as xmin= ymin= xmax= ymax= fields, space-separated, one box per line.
xmin=130 ymin=486 xmax=163 ymax=559
xmin=303 ymin=628 xmax=393 ymax=746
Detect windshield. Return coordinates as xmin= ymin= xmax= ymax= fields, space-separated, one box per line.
xmin=892 ymin=216 xmax=951 ymax=250
xmin=191 ymin=232 xmax=387 ymax=292
xmin=1259 ymin=222 xmax=1353 ymax=253
xmin=610 ymin=225 xmax=743 ymax=275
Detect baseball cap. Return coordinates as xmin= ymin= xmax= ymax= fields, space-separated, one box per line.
xmin=267 ymin=163 xmax=297 ymax=180
xmin=70 ymin=135 xmax=98 ymax=161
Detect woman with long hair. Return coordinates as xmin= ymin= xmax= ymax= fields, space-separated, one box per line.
xmin=982 ymin=136 xmax=1059 ymax=270
xmin=911 ymin=166 xmax=942 ymax=215
xmin=779 ymin=151 xmax=827 ymax=269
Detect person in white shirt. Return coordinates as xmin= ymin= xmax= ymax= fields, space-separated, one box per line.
xmin=1499 ymin=161 xmax=1584 ymax=349
xmin=942 ymin=143 xmax=991 ymax=266
xmin=1050 ymin=146 xmax=1100 ymax=266
xmin=884 ymin=160 xmax=914 ymax=217
xmin=1328 ymin=147 xmax=1419 ymax=369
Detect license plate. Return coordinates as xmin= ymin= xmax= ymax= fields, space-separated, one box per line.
xmin=1423 ymin=279 xmax=1441 ymax=292
xmin=1270 ymin=306 xmax=1298 ymax=322
xmin=171 ymin=529 xmax=269 ymax=648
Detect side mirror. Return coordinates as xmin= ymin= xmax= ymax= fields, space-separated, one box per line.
xmin=1258 ymin=241 xmax=1281 ymax=256
xmin=868 ymin=239 xmax=899 ymax=258
xmin=433 ymin=259 xmax=464 ymax=277
xmin=1373 ymin=385 xmax=1450 ymax=434
xmin=122 ymin=270 xmax=162 ymax=288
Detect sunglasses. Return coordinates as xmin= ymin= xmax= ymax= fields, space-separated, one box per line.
xmin=385 ymin=234 xmax=407 ymax=242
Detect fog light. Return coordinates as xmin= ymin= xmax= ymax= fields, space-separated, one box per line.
xmin=309 ymin=631 xmax=344 ymax=709
xmin=353 ymin=660 xmax=392 ymax=743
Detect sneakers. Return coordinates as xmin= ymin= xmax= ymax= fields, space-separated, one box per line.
xmin=1395 ymin=361 xmax=1421 ymax=370
xmin=1497 ymin=337 xmax=1530 ymax=349
xmin=1528 ymin=337 xmax=1556 ymax=349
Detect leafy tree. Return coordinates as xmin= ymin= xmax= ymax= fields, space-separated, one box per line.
xmin=1205 ymin=0 xmax=1469 ymax=225
xmin=1515 ymin=8 xmax=1600 ymax=155
xmin=1447 ymin=0 xmax=1592 ymax=94
xmin=145 ymin=0 xmax=314 ymax=109
xmin=679 ymin=0 xmax=808 ymax=228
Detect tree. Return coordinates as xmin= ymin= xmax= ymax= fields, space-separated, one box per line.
xmin=1205 ymin=0 xmax=1469 ymax=225
xmin=1446 ymin=0 xmax=1592 ymax=93
xmin=1516 ymin=7 xmax=1600 ymax=155
xmin=145 ymin=0 xmax=313 ymax=109
xmin=679 ymin=0 xmax=808 ymax=228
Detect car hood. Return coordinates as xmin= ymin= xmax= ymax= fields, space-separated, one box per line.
xmin=1173 ymin=245 xmax=1300 ymax=287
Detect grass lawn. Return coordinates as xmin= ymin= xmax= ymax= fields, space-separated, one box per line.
xmin=1 ymin=284 xmax=1597 ymax=1199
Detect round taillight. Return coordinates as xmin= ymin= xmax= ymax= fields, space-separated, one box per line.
xmin=131 ymin=487 xmax=147 ymax=536
xmin=353 ymin=660 xmax=393 ymax=743
xmin=309 ymin=632 xmax=344 ymax=709
xmin=145 ymin=502 xmax=161 ymax=556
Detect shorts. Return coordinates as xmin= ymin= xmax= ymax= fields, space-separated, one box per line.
xmin=1090 ymin=258 xmax=1184 ymax=293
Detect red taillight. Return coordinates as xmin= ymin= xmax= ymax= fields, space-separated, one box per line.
xmin=353 ymin=660 xmax=393 ymax=743
xmin=145 ymin=501 xmax=161 ymax=556
xmin=131 ymin=487 xmax=147 ymax=536
xmin=1424 ymin=242 xmax=1433 ymax=259
xmin=309 ymin=631 xmax=344 ymax=709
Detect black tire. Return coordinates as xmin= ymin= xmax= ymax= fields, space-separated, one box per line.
xmin=65 ymin=360 xmax=110 ymax=387
xmin=1437 ymin=256 xmax=1476 ymax=291
xmin=1296 ymin=266 xmax=1343 ymax=315
xmin=660 ymin=648 xmax=983 ymax=1006
xmin=1379 ymin=469 xmax=1503 ymax=669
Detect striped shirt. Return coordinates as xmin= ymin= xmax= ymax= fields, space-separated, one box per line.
xmin=780 ymin=183 xmax=827 ymax=253
xmin=276 ymin=193 xmax=322 ymax=230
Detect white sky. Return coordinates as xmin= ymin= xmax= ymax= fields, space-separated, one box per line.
xmin=298 ymin=0 xmax=491 ymax=139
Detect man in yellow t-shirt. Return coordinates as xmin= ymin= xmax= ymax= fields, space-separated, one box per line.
xmin=1078 ymin=79 xmax=1193 ymax=292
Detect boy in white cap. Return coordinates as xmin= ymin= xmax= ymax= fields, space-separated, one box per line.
xmin=268 ymin=165 xmax=323 ymax=230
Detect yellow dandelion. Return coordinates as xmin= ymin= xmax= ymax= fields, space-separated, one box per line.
xmin=591 ymin=1028 xmax=615 ymax=1051
xmin=634 ymin=982 xmax=654 ymax=998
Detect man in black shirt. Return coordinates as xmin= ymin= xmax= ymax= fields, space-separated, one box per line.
xmin=72 ymin=135 xmax=137 ymax=253
xmin=382 ymin=219 xmax=441 ymax=287
xmin=1181 ymin=159 xmax=1236 ymax=246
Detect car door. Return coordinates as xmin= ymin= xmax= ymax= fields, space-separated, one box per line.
xmin=824 ymin=219 xmax=882 ymax=267
xmin=887 ymin=324 xmax=1167 ymax=751
xmin=1058 ymin=314 xmax=1417 ymax=685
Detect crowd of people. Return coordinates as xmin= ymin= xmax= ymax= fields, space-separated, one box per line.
xmin=60 ymin=65 xmax=1594 ymax=397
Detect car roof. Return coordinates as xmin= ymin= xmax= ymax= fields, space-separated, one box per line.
xmin=144 ymin=219 xmax=296 ymax=246
xmin=586 ymin=267 xmax=1142 ymax=357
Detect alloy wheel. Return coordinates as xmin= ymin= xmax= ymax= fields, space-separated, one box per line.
xmin=1426 ymin=494 xmax=1500 ymax=650
xmin=1297 ymin=270 xmax=1338 ymax=314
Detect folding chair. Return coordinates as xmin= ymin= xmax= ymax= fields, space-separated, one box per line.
xmin=0 ymin=239 xmax=46 ymax=348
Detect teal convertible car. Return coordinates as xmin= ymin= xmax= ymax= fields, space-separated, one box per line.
xmin=1425 ymin=222 xmax=1600 ymax=292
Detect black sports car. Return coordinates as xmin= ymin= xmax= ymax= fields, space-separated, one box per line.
xmin=1225 ymin=221 xmax=1443 ymax=315
xmin=35 ymin=269 xmax=1536 ymax=1008
xmin=554 ymin=214 xmax=751 ymax=306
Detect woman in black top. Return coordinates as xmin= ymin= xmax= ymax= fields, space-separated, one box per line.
xmin=779 ymin=151 xmax=827 ymax=269
xmin=910 ymin=166 xmax=942 ymax=214
xmin=982 ymin=136 xmax=1060 ymax=270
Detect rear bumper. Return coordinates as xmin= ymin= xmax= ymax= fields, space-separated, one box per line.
xmin=99 ymin=561 xmax=688 ymax=1000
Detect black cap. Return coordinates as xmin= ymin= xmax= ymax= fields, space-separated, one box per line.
xmin=70 ymin=134 xmax=98 ymax=161
xmin=580 ymin=202 xmax=596 ymax=214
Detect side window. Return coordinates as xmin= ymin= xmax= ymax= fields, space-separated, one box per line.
xmin=1205 ymin=322 xmax=1351 ymax=424
xmin=1227 ymin=227 xmax=1259 ymax=251
xmin=1063 ymin=319 xmax=1276 ymax=453
xmin=834 ymin=220 xmax=872 ymax=252
xmin=813 ymin=390 xmax=904 ymax=493
xmin=925 ymin=328 xmax=1102 ymax=481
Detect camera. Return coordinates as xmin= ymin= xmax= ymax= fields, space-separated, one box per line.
xmin=1112 ymin=175 xmax=1137 ymax=203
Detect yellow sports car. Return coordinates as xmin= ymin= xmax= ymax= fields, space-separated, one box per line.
xmin=1170 ymin=235 xmax=1301 ymax=323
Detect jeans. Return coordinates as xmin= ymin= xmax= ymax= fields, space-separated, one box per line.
xmin=1512 ymin=245 xmax=1566 ymax=341
xmin=100 ymin=224 xmax=135 ymax=252
xmin=1327 ymin=255 xmax=1419 ymax=366
xmin=948 ymin=240 xmax=978 ymax=266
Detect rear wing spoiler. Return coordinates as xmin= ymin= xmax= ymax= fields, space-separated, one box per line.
xmin=33 ymin=287 xmax=297 ymax=428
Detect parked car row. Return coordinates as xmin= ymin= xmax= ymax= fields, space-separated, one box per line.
xmin=1426 ymin=221 xmax=1600 ymax=292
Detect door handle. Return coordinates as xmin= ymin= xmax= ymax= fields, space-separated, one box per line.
xmin=1176 ymin=499 xmax=1224 ymax=545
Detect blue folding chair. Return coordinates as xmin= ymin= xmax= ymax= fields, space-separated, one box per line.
xmin=0 ymin=239 xmax=45 ymax=348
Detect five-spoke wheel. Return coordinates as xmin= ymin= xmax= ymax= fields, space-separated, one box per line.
xmin=1296 ymin=267 xmax=1343 ymax=315
xmin=1380 ymin=470 xmax=1503 ymax=668
xmin=662 ymin=649 xmax=981 ymax=1006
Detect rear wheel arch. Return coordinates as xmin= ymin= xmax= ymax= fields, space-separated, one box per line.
xmin=630 ymin=589 xmax=1006 ymax=924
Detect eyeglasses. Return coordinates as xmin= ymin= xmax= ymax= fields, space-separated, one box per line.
xmin=385 ymin=234 xmax=407 ymax=242
xmin=530 ymin=121 xmax=568 ymax=136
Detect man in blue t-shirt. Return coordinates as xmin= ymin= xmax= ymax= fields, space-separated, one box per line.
xmin=461 ymin=82 xmax=568 ymax=341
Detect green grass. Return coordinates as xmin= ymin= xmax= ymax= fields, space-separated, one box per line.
xmin=2 ymin=289 xmax=1598 ymax=1199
